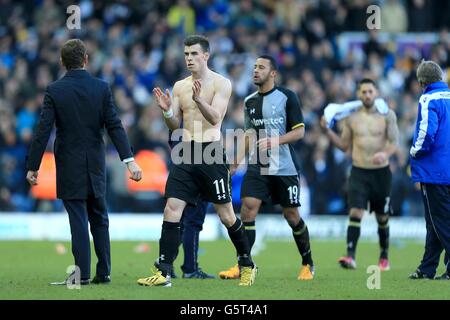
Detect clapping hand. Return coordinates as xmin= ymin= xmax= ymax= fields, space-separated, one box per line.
xmin=152 ymin=87 xmax=172 ymax=111
xmin=192 ymin=79 xmax=201 ymax=102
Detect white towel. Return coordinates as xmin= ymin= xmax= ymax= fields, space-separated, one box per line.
xmin=324 ymin=98 xmax=389 ymax=128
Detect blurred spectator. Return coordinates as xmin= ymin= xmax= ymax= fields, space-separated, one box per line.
xmin=407 ymin=0 xmax=433 ymax=32
xmin=274 ymin=0 xmax=305 ymax=32
xmin=168 ymin=0 xmax=196 ymax=34
xmin=0 ymin=0 xmax=449 ymax=215
xmin=381 ymin=0 xmax=408 ymax=33
xmin=345 ymin=0 xmax=371 ymax=31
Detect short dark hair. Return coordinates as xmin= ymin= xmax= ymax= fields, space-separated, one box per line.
xmin=357 ymin=78 xmax=377 ymax=90
xmin=258 ymin=55 xmax=278 ymax=71
xmin=184 ymin=35 xmax=210 ymax=53
xmin=61 ymin=39 xmax=87 ymax=70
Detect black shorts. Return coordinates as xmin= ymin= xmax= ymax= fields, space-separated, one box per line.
xmin=165 ymin=141 xmax=231 ymax=205
xmin=348 ymin=166 xmax=392 ymax=215
xmin=241 ymin=166 xmax=301 ymax=207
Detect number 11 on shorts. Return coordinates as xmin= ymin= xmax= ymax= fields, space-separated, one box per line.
xmin=213 ymin=178 xmax=226 ymax=200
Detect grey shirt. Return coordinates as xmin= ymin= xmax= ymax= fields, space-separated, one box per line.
xmin=244 ymin=86 xmax=304 ymax=176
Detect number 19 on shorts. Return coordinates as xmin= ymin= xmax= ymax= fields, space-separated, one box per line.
xmin=288 ymin=185 xmax=299 ymax=204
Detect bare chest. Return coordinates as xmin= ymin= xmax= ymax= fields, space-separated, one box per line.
xmin=178 ymin=81 xmax=215 ymax=113
xmin=350 ymin=113 xmax=387 ymax=138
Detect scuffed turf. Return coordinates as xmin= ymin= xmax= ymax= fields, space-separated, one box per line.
xmin=0 ymin=240 xmax=448 ymax=300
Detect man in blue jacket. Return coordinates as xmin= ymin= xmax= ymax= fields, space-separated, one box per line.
xmin=409 ymin=60 xmax=450 ymax=280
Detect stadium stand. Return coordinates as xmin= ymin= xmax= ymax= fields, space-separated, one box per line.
xmin=0 ymin=0 xmax=449 ymax=215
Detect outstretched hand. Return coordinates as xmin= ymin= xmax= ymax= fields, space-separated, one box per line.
xmin=152 ymin=87 xmax=172 ymax=111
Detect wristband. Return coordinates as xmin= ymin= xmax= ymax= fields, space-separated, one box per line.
xmin=163 ymin=108 xmax=174 ymax=118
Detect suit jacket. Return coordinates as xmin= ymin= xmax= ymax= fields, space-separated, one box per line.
xmin=26 ymin=69 xmax=133 ymax=199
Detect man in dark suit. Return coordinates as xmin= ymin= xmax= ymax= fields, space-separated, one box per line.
xmin=26 ymin=39 xmax=142 ymax=285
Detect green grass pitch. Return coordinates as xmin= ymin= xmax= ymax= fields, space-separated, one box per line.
xmin=0 ymin=239 xmax=448 ymax=300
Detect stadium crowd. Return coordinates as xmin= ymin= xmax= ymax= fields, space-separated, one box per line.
xmin=1 ymin=0 xmax=449 ymax=215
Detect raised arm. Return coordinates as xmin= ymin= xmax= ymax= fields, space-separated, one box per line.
xmin=321 ymin=116 xmax=352 ymax=152
xmin=153 ymin=83 xmax=182 ymax=131
xmin=192 ymin=77 xmax=232 ymax=126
